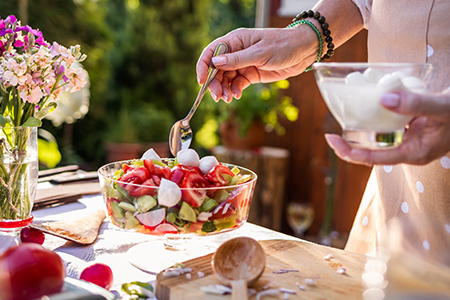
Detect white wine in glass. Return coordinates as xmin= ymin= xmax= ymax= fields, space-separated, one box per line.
xmin=287 ymin=202 xmax=315 ymax=238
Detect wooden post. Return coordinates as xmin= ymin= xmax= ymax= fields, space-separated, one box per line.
xmin=212 ymin=146 xmax=290 ymax=231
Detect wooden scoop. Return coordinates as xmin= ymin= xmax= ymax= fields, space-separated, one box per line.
xmin=212 ymin=237 xmax=266 ymax=300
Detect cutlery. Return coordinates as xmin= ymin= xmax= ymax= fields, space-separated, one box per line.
xmin=168 ymin=42 xmax=228 ymax=156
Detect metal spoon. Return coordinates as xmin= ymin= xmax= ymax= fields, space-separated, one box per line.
xmin=169 ymin=42 xmax=229 ymax=157
xmin=212 ymin=237 xmax=266 ymax=300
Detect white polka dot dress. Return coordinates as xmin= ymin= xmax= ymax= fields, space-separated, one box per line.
xmin=345 ymin=0 xmax=450 ymax=265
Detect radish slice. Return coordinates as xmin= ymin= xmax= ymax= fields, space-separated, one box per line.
xmin=142 ymin=148 xmax=161 ymax=161
xmin=136 ymin=208 xmax=166 ymax=227
xmin=155 ymin=223 xmax=178 ymax=233
xmin=197 ymin=212 xmax=212 ymax=222
xmin=176 ymin=149 xmax=199 ymax=167
xmin=158 ymin=179 xmax=182 ymax=207
xmin=199 ymin=156 xmax=219 ymax=174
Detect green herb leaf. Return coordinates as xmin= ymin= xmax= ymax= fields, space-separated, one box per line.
xmin=202 ymin=221 xmax=216 ymax=233
xmin=21 ymin=117 xmax=42 ymax=127
xmin=0 ymin=115 xmax=6 ymax=127
xmin=121 ymin=281 xmax=154 ymax=298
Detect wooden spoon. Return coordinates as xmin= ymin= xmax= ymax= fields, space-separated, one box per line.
xmin=212 ymin=237 xmax=266 ymax=300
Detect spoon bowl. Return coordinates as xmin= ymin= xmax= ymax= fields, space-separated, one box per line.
xmin=169 ymin=42 xmax=229 ymax=157
xmin=212 ymin=237 xmax=266 ymax=300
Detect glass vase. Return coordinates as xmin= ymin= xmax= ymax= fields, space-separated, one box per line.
xmin=0 ymin=127 xmax=38 ymax=236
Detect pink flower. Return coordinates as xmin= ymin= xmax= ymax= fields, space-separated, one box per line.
xmin=3 ymin=70 xmax=18 ymax=86
xmin=20 ymin=86 xmax=43 ymax=104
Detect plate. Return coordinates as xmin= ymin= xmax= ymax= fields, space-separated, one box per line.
xmin=47 ymin=277 xmax=116 ymax=300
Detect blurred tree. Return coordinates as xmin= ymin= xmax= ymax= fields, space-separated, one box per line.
xmin=0 ymin=0 xmax=256 ymax=168
xmin=104 ymin=0 xmax=211 ymax=146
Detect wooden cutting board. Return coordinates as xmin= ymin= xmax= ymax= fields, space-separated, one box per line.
xmin=155 ymin=239 xmax=366 ymax=299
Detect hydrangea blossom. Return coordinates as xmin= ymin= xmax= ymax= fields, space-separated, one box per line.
xmin=0 ymin=15 xmax=87 ymax=127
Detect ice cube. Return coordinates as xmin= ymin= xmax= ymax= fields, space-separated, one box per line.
xmin=141 ymin=148 xmax=161 ymax=161
xmin=158 ymin=178 xmax=182 ymax=207
xmin=401 ymin=76 xmax=425 ymax=91
xmin=376 ymin=73 xmax=405 ymax=92
xmin=199 ymin=156 xmax=219 ymax=174
xmin=345 ymin=71 xmax=369 ymax=86
xmin=176 ymin=149 xmax=200 ymax=167
xmin=363 ymin=68 xmax=385 ymax=83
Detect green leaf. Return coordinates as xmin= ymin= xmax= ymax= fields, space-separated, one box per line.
xmin=0 ymin=115 xmax=6 ymax=127
xmin=21 ymin=117 xmax=42 ymax=127
xmin=35 ymin=102 xmax=57 ymax=120
xmin=121 ymin=281 xmax=154 ymax=298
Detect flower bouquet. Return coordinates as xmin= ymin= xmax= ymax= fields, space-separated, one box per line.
xmin=0 ymin=15 xmax=87 ymax=233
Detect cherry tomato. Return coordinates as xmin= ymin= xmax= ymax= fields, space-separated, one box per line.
xmin=119 ymin=167 xmax=151 ymax=195
xmin=169 ymin=164 xmax=190 ymax=186
xmin=180 ymin=170 xmax=210 ymax=207
xmin=128 ymin=178 xmax=158 ymax=197
xmin=80 ymin=263 xmax=114 ymax=290
xmin=205 ymin=164 xmax=235 ymax=185
xmin=119 ymin=167 xmax=150 ymax=185
xmin=0 ymin=243 xmax=65 ymax=300
xmin=20 ymin=227 xmax=45 ymax=245
xmin=143 ymin=159 xmax=171 ymax=179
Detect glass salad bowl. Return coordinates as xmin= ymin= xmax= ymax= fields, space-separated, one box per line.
xmin=313 ymin=62 xmax=434 ymax=149
xmin=97 ymin=157 xmax=257 ymax=236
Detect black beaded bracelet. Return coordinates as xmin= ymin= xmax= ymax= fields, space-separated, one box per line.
xmin=291 ymin=10 xmax=335 ymax=61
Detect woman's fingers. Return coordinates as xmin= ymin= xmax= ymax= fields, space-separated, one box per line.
xmin=381 ymin=91 xmax=450 ymax=122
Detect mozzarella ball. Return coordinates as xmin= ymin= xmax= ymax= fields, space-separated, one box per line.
xmin=345 ymin=71 xmax=369 ymax=86
xmin=158 ymin=179 xmax=182 ymax=207
xmin=176 ymin=149 xmax=200 ymax=167
xmin=141 ymin=148 xmax=161 ymax=161
xmin=199 ymin=156 xmax=219 ymax=174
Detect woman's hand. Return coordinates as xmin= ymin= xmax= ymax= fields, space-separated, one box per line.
xmin=325 ymin=90 xmax=450 ymax=166
xmin=196 ymin=27 xmax=318 ymax=102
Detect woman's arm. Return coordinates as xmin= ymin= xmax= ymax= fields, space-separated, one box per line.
xmin=196 ymin=0 xmax=365 ymax=102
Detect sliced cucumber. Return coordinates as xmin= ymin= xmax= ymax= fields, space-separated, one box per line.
xmin=199 ymin=199 xmax=218 ymax=212
xmin=125 ymin=211 xmax=140 ymax=229
xmin=110 ymin=201 xmax=125 ymax=219
xmin=178 ymin=202 xmax=197 ymax=223
xmin=137 ymin=195 xmax=157 ymax=213
xmin=119 ymin=202 xmax=137 ymax=213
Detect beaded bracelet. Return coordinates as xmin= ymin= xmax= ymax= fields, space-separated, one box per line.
xmin=292 ymin=10 xmax=335 ymax=61
xmin=286 ymin=20 xmax=323 ymax=72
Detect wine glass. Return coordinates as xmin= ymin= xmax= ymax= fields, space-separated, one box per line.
xmin=98 ymin=159 xmax=257 ymax=273
xmin=286 ymin=202 xmax=314 ymax=238
xmin=313 ymin=63 xmax=434 ymax=149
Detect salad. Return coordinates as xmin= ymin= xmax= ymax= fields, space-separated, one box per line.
xmin=98 ymin=148 xmax=257 ymax=235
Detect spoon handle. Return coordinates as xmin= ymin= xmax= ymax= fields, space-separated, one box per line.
xmin=231 ymin=279 xmax=248 ymax=300
xmin=182 ymin=42 xmax=229 ymax=125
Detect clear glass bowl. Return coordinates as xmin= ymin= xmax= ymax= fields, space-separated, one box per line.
xmin=313 ymin=62 xmax=435 ymax=149
xmin=97 ymin=159 xmax=257 ymax=235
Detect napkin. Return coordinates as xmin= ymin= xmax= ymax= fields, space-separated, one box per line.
xmin=32 ymin=209 xmax=106 ymax=245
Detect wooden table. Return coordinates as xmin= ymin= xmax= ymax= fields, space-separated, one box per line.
xmin=155 ymin=239 xmax=366 ymax=299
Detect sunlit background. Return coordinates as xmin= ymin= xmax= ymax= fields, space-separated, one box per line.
xmin=1 ymin=0 xmax=372 ymax=243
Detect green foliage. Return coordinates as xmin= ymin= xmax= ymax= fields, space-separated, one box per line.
xmin=197 ymin=81 xmax=299 ymax=149
xmin=0 ymin=0 xmax=258 ymax=167
xmin=104 ymin=0 xmax=212 ymax=145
